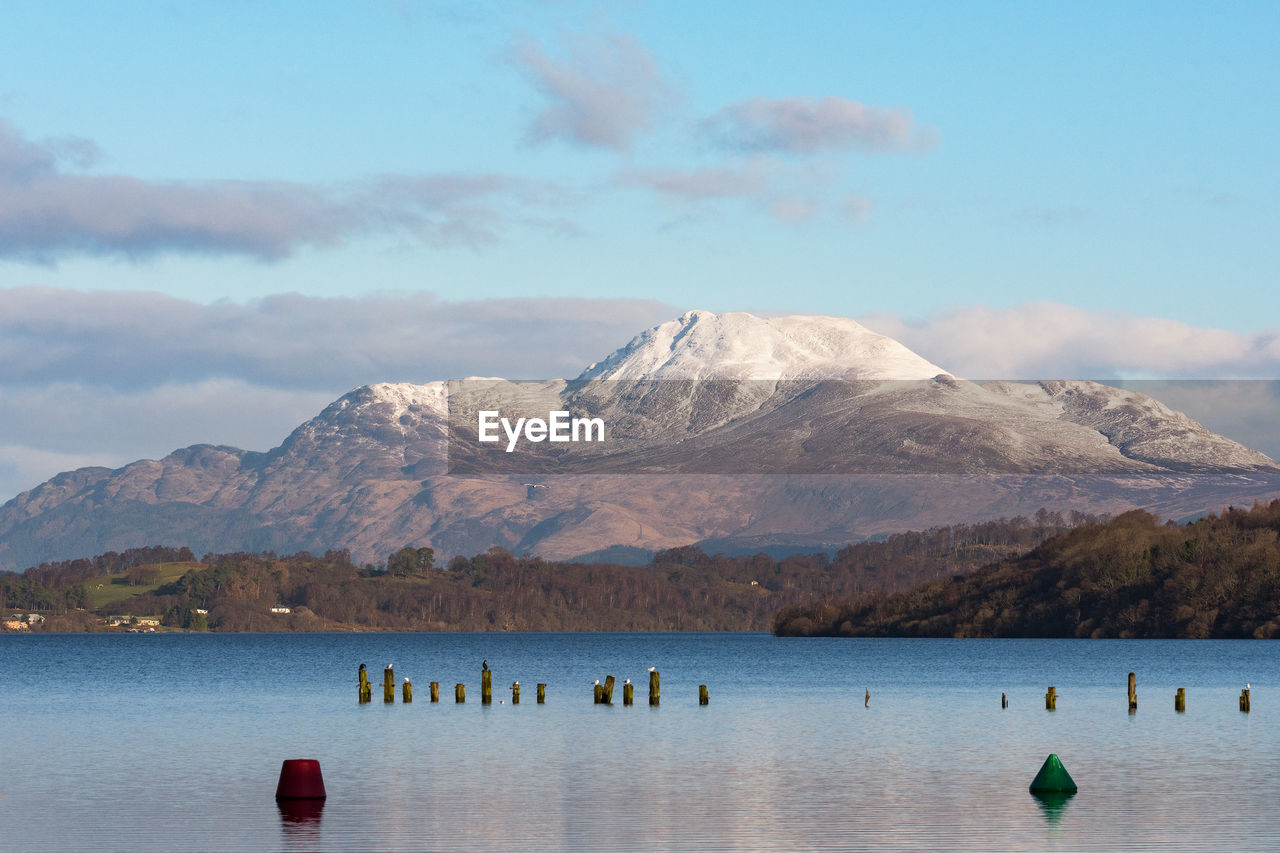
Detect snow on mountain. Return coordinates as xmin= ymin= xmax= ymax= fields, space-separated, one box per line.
xmin=577 ymin=310 xmax=947 ymax=381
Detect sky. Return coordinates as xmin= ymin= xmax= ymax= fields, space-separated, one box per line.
xmin=1 ymin=0 xmax=1278 ymax=501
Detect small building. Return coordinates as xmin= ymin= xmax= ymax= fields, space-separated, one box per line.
xmin=135 ymin=617 xmax=161 ymax=626
xmin=194 ymin=608 xmax=209 ymax=615
xmin=26 ymin=613 xmax=46 ymax=623
xmin=270 ymin=606 xmax=291 ymax=615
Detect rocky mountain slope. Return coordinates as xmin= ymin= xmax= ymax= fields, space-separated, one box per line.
xmin=2 ymin=311 xmax=1278 ymax=570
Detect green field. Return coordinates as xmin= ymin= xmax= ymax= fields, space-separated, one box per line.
xmin=87 ymin=562 xmax=208 ymax=610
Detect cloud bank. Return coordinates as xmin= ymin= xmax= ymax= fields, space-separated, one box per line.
xmin=0 ymin=120 xmax=558 ymax=262
xmin=858 ymin=303 xmax=1280 ymax=379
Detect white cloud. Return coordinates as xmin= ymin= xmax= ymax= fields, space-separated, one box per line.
xmin=703 ymin=96 xmax=937 ymax=155
xmin=858 ymin=303 xmax=1280 ymax=379
xmin=511 ymin=32 xmax=675 ymax=151
xmin=0 ymin=119 xmax=562 ymax=262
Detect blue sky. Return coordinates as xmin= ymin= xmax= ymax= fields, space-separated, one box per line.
xmin=1 ymin=0 xmax=1275 ymax=323
xmin=1 ymin=1 xmax=1278 ymax=500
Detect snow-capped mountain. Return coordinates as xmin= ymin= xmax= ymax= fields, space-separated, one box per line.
xmin=2 ymin=311 xmax=1278 ymax=570
xmin=579 ymin=310 xmax=947 ymax=381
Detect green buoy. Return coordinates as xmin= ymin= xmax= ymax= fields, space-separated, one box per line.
xmin=1029 ymin=753 xmax=1077 ymax=793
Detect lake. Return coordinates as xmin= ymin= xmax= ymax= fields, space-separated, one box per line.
xmin=1 ymin=632 xmax=1277 ymax=851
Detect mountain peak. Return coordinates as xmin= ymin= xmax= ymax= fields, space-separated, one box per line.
xmin=577 ymin=310 xmax=947 ymax=381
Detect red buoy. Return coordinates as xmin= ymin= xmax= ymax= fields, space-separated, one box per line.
xmin=275 ymin=759 xmax=327 ymax=800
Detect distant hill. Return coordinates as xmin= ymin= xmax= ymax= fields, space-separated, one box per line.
xmin=774 ymin=500 xmax=1280 ymax=639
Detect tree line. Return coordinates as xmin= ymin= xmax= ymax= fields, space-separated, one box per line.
xmin=774 ymin=500 xmax=1280 ymax=639
xmin=1 ymin=511 xmax=1094 ymax=631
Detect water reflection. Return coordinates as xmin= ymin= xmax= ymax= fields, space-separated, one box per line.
xmin=1031 ymin=790 xmax=1075 ymax=824
xmin=278 ymin=799 xmax=325 ymax=846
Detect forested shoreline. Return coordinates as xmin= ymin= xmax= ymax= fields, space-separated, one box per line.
xmin=0 ymin=511 xmax=1094 ymax=632
xmin=774 ymin=501 xmax=1280 ymax=639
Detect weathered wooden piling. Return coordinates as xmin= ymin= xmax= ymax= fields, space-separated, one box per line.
xmin=402 ymin=679 xmax=413 ymax=703
xmin=593 ymin=682 xmax=604 ymax=704
xmin=455 ymin=683 xmax=465 ymax=703
xmin=1240 ymin=688 xmax=1251 ymax=713
xmin=1045 ymin=686 xmax=1057 ymax=710
xmin=383 ymin=666 xmax=395 ymax=703
xmin=537 ymin=683 xmax=546 ymax=704
xmin=603 ymin=675 xmax=616 ymax=705
xmin=699 ymin=684 xmax=709 ymax=705
xmin=358 ymin=664 xmax=371 ymax=704
xmin=865 ymin=689 xmax=870 ymax=708
xmin=1128 ymin=672 xmax=1137 ymax=712
xmin=1001 ymin=692 xmax=1008 ymax=709
xmin=649 ymin=670 xmax=660 ymax=706
xmin=511 ymin=682 xmax=520 ymax=704
xmin=482 ymin=669 xmax=492 ymax=705
xmin=623 ymin=682 xmax=634 ymax=705
xmin=1175 ymin=687 xmax=1185 ymax=712
xmin=430 ymin=681 xmax=440 ymax=703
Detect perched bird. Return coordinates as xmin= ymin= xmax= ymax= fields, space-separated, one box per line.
xmin=404 ymin=677 xmax=411 ymax=684
xmin=593 ymin=679 xmax=600 ymax=685
xmin=514 ymin=681 xmax=520 ymax=686
xmin=483 ymin=659 xmax=489 ymax=672
xmin=624 ymin=679 xmax=631 ymax=685
xmin=647 ymin=667 xmax=656 ymax=672
xmin=359 ymin=663 xmax=367 ymax=672
xmin=1247 ymin=683 xmax=1251 ymax=690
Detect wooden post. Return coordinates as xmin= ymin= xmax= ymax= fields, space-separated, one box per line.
xmin=1045 ymin=686 xmax=1056 ymax=710
xmin=1128 ymin=672 xmax=1137 ymax=712
xmin=623 ymin=683 xmax=634 ymax=705
xmin=402 ymin=679 xmax=413 ymax=703
xmin=593 ymin=683 xmax=604 ymax=704
xmin=384 ymin=666 xmax=395 ymax=703
xmin=865 ymin=689 xmax=870 ymax=708
xmin=1001 ymin=692 xmax=1007 ymax=709
xmin=537 ymin=683 xmax=546 ymax=704
xmin=482 ymin=669 xmax=492 ymax=705
xmin=603 ymin=675 xmax=616 ymax=705
xmin=430 ymin=681 xmax=440 ymax=703
xmin=649 ymin=670 xmax=660 ymax=706
xmin=699 ymin=684 xmax=709 ymax=705
xmin=358 ymin=665 xmax=371 ymax=704
xmin=1175 ymin=687 xmax=1185 ymax=712
xmin=455 ymin=683 xmax=465 ymax=703
xmin=511 ymin=682 xmax=520 ymax=704
xmin=1240 ymin=688 xmax=1251 ymax=713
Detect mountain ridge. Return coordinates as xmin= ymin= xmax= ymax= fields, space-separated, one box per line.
xmin=3 ymin=310 xmax=1278 ymax=570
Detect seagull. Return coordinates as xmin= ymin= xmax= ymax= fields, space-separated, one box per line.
xmin=514 ymin=681 xmax=520 ymax=686
xmin=404 ymin=677 xmax=411 ymax=683
xmin=593 ymin=680 xmax=600 ymax=685
xmin=1247 ymin=683 xmax=1251 ymax=690
xmin=647 ymin=667 xmax=656 ymax=672
xmin=624 ymin=679 xmax=631 ymax=685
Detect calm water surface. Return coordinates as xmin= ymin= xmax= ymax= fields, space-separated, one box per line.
xmin=1 ymin=633 xmax=1277 ymax=851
